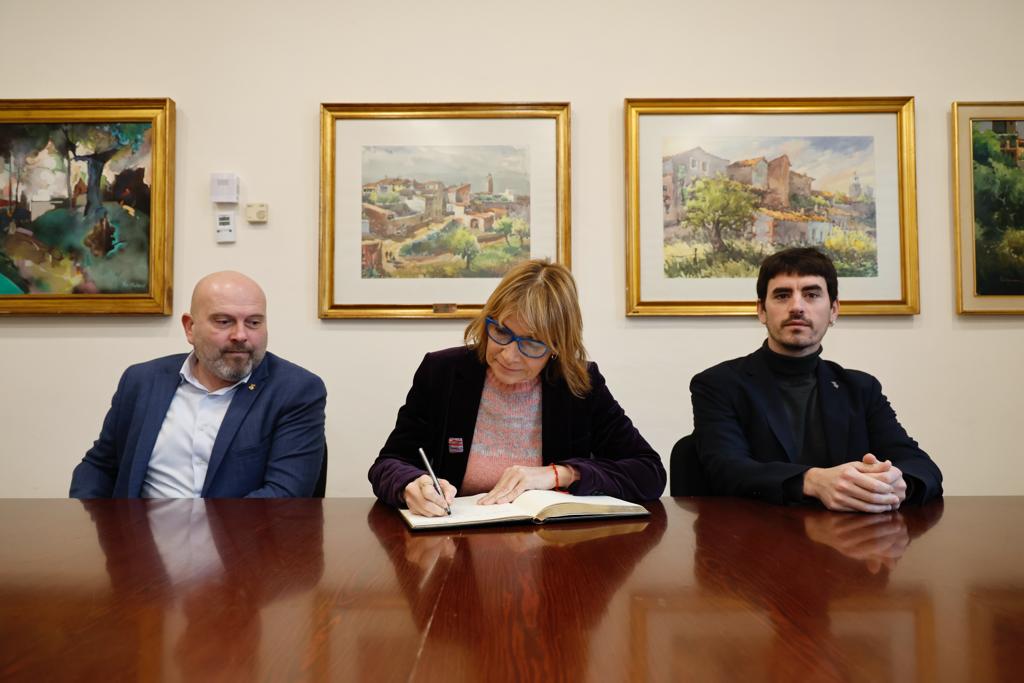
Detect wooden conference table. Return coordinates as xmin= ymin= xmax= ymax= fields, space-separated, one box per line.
xmin=0 ymin=497 xmax=1020 ymax=682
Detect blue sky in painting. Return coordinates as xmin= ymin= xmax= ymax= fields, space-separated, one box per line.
xmin=663 ymin=136 xmax=875 ymax=193
xmin=362 ymin=145 xmax=530 ymax=195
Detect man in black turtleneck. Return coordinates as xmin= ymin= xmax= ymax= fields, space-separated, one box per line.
xmin=689 ymin=248 xmax=942 ymax=511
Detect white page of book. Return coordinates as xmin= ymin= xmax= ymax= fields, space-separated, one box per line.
xmin=511 ymin=490 xmax=640 ymax=513
xmin=402 ymin=490 xmax=642 ymax=526
xmin=398 ymin=493 xmax=524 ymax=526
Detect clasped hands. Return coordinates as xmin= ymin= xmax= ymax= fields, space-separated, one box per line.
xmin=404 ymin=464 xmax=577 ymax=517
xmin=804 ymin=512 xmax=910 ymax=573
xmin=802 ymin=453 xmax=907 ymax=513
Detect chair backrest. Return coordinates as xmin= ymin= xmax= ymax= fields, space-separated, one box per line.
xmin=313 ymin=443 xmax=328 ymax=498
xmin=670 ymin=433 xmax=710 ymax=496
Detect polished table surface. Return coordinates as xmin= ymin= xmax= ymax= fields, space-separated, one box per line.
xmin=0 ymin=497 xmax=1021 ymax=682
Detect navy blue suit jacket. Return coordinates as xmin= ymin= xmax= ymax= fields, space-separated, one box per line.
xmin=70 ymin=352 xmax=327 ymax=498
xmin=368 ymin=347 xmax=666 ymax=507
xmin=690 ymin=346 xmax=942 ymax=505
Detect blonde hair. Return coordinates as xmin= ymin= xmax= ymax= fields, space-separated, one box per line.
xmin=464 ymin=259 xmax=591 ymax=397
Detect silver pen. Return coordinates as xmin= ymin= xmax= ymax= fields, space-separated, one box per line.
xmin=418 ymin=447 xmax=451 ymax=515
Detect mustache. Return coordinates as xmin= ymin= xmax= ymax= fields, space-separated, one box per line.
xmin=221 ymin=344 xmax=253 ymax=353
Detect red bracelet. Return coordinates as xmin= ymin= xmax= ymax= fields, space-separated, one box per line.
xmin=552 ymin=463 xmax=568 ymax=492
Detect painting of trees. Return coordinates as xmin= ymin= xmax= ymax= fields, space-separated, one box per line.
xmin=972 ymin=123 xmax=1024 ymax=295
xmin=0 ymin=98 xmax=174 ymax=311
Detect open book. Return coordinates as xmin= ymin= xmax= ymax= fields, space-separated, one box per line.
xmin=399 ymin=490 xmax=649 ymax=530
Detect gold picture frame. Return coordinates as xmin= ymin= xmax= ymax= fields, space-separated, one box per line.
xmin=0 ymin=98 xmax=175 ymax=315
xmin=625 ymin=97 xmax=919 ymax=316
xmin=952 ymin=101 xmax=1024 ymax=314
xmin=319 ymin=102 xmax=571 ymax=319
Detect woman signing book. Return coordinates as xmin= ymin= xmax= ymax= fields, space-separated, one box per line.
xmin=368 ymin=259 xmax=666 ymax=517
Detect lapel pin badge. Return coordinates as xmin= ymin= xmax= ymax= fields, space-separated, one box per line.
xmin=831 ymin=381 xmax=839 ymax=389
xmin=248 ymin=383 xmax=256 ymax=391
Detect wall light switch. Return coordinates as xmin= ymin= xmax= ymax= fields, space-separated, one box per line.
xmin=215 ymin=211 xmax=237 ymax=243
xmin=245 ymin=203 xmax=269 ymax=223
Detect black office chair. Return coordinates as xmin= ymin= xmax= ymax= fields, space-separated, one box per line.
xmin=669 ymin=433 xmax=711 ymax=496
xmin=313 ymin=443 xmax=328 ymax=498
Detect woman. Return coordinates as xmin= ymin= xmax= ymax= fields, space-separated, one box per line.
xmin=368 ymin=259 xmax=666 ymax=516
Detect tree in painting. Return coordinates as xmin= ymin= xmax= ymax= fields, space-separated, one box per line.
xmin=684 ymin=177 xmax=758 ymax=252
xmin=0 ymin=121 xmax=153 ymax=295
xmin=449 ymin=228 xmax=480 ymax=269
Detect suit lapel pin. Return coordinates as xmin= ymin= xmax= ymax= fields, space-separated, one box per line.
xmin=248 ymin=383 xmax=256 ymax=391
xmin=831 ymin=381 xmax=839 ymax=389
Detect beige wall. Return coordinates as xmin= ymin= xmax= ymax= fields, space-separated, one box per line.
xmin=2 ymin=0 xmax=1022 ymax=497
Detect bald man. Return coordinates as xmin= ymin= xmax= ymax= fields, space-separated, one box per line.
xmin=70 ymin=272 xmax=327 ymax=498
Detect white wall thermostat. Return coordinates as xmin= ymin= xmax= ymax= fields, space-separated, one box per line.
xmin=245 ymin=203 xmax=269 ymax=223
xmin=210 ymin=173 xmax=240 ymax=203
xmin=215 ymin=211 xmax=237 ymax=243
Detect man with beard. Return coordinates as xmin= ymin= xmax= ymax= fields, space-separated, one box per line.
xmin=70 ymin=271 xmax=326 ymax=498
xmin=689 ymin=248 xmax=942 ymax=511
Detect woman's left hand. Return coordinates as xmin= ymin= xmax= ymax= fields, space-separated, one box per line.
xmin=478 ymin=465 xmax=553 ymax=505
xmin=478 ymin=464 xmax=575 ymax=505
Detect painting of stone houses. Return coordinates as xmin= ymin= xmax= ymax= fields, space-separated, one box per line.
xmin=661 ymin=136 xmax=879 ymax=278
xmin=360 ymin=146 xmax=531 ymax=278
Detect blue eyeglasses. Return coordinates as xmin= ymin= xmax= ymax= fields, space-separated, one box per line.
xmin=485 ymin=317 xmax=550 ymax=359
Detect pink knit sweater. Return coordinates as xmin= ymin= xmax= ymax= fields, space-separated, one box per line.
xmin=460 ymin=369 xmax=543 ymax=495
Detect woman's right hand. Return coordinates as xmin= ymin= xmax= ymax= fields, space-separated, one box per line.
xmin=403 ymin=474 xmax=457 ymax=517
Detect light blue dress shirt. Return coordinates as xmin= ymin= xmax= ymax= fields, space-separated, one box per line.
xmin=147 ymin=499 xmax=225 ymax=584
xmin=142 ymin=354 xmax=249 ymax=498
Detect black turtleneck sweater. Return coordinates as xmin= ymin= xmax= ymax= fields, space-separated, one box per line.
xmin=761 ymin=342 xmax=829 ymax=468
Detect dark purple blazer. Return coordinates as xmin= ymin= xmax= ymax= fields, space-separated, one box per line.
xmin=368 ymin=347 xmax=666 ymax=507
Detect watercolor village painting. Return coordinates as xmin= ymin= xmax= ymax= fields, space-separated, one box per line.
xmin=662 ymin=137 xmax=879 ymax=278
xmin=0 ymin=122 xmax=154 ymax=295
xmin=970 ymin=120 xmax=1024 ymax=296
xmin=360 ymin=145 xmax=531 ymax=279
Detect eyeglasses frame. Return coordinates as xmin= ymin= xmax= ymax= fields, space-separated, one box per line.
xmin=484 ymin=317 xmax=550 ymax=359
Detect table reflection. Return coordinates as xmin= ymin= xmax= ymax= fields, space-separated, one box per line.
xmin=367 ymin=502 xmax=666 ymax=679
xmin=668 ymin=499 xmax=944 ymax=681
xmin=84 ymin=499 xmax=324 ymax=680
xmin=5 ymin=496 xmax=1017 ymax=682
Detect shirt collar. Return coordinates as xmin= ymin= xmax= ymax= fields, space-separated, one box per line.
xmin=179 ymin=352 xmax=250 ymax=395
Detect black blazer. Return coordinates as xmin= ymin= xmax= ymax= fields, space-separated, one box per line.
xmin=690 ymin=346 xmax=942 ymax=505
xmin=368 ymin=347 xmax=666 ymax=506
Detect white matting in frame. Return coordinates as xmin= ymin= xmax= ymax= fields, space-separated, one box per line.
xmin=320 ymin=103 xmax=570 ymax=319
xmin=626 ymin=98 xmax=919 ymax=316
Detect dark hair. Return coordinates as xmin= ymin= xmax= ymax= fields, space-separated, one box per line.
xmin=756 ymin=248 xmax=838 ymax=304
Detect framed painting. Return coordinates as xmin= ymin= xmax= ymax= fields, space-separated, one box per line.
xmin=952 ymin=102 xmax=1024 ymax=314
xmin=319 ymin=102 xmax=570 ymax=319
xmin=625 ymin=97 xmax=919 ymax=316
xmin=0 ymin=98 xmax=175 ymax=314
